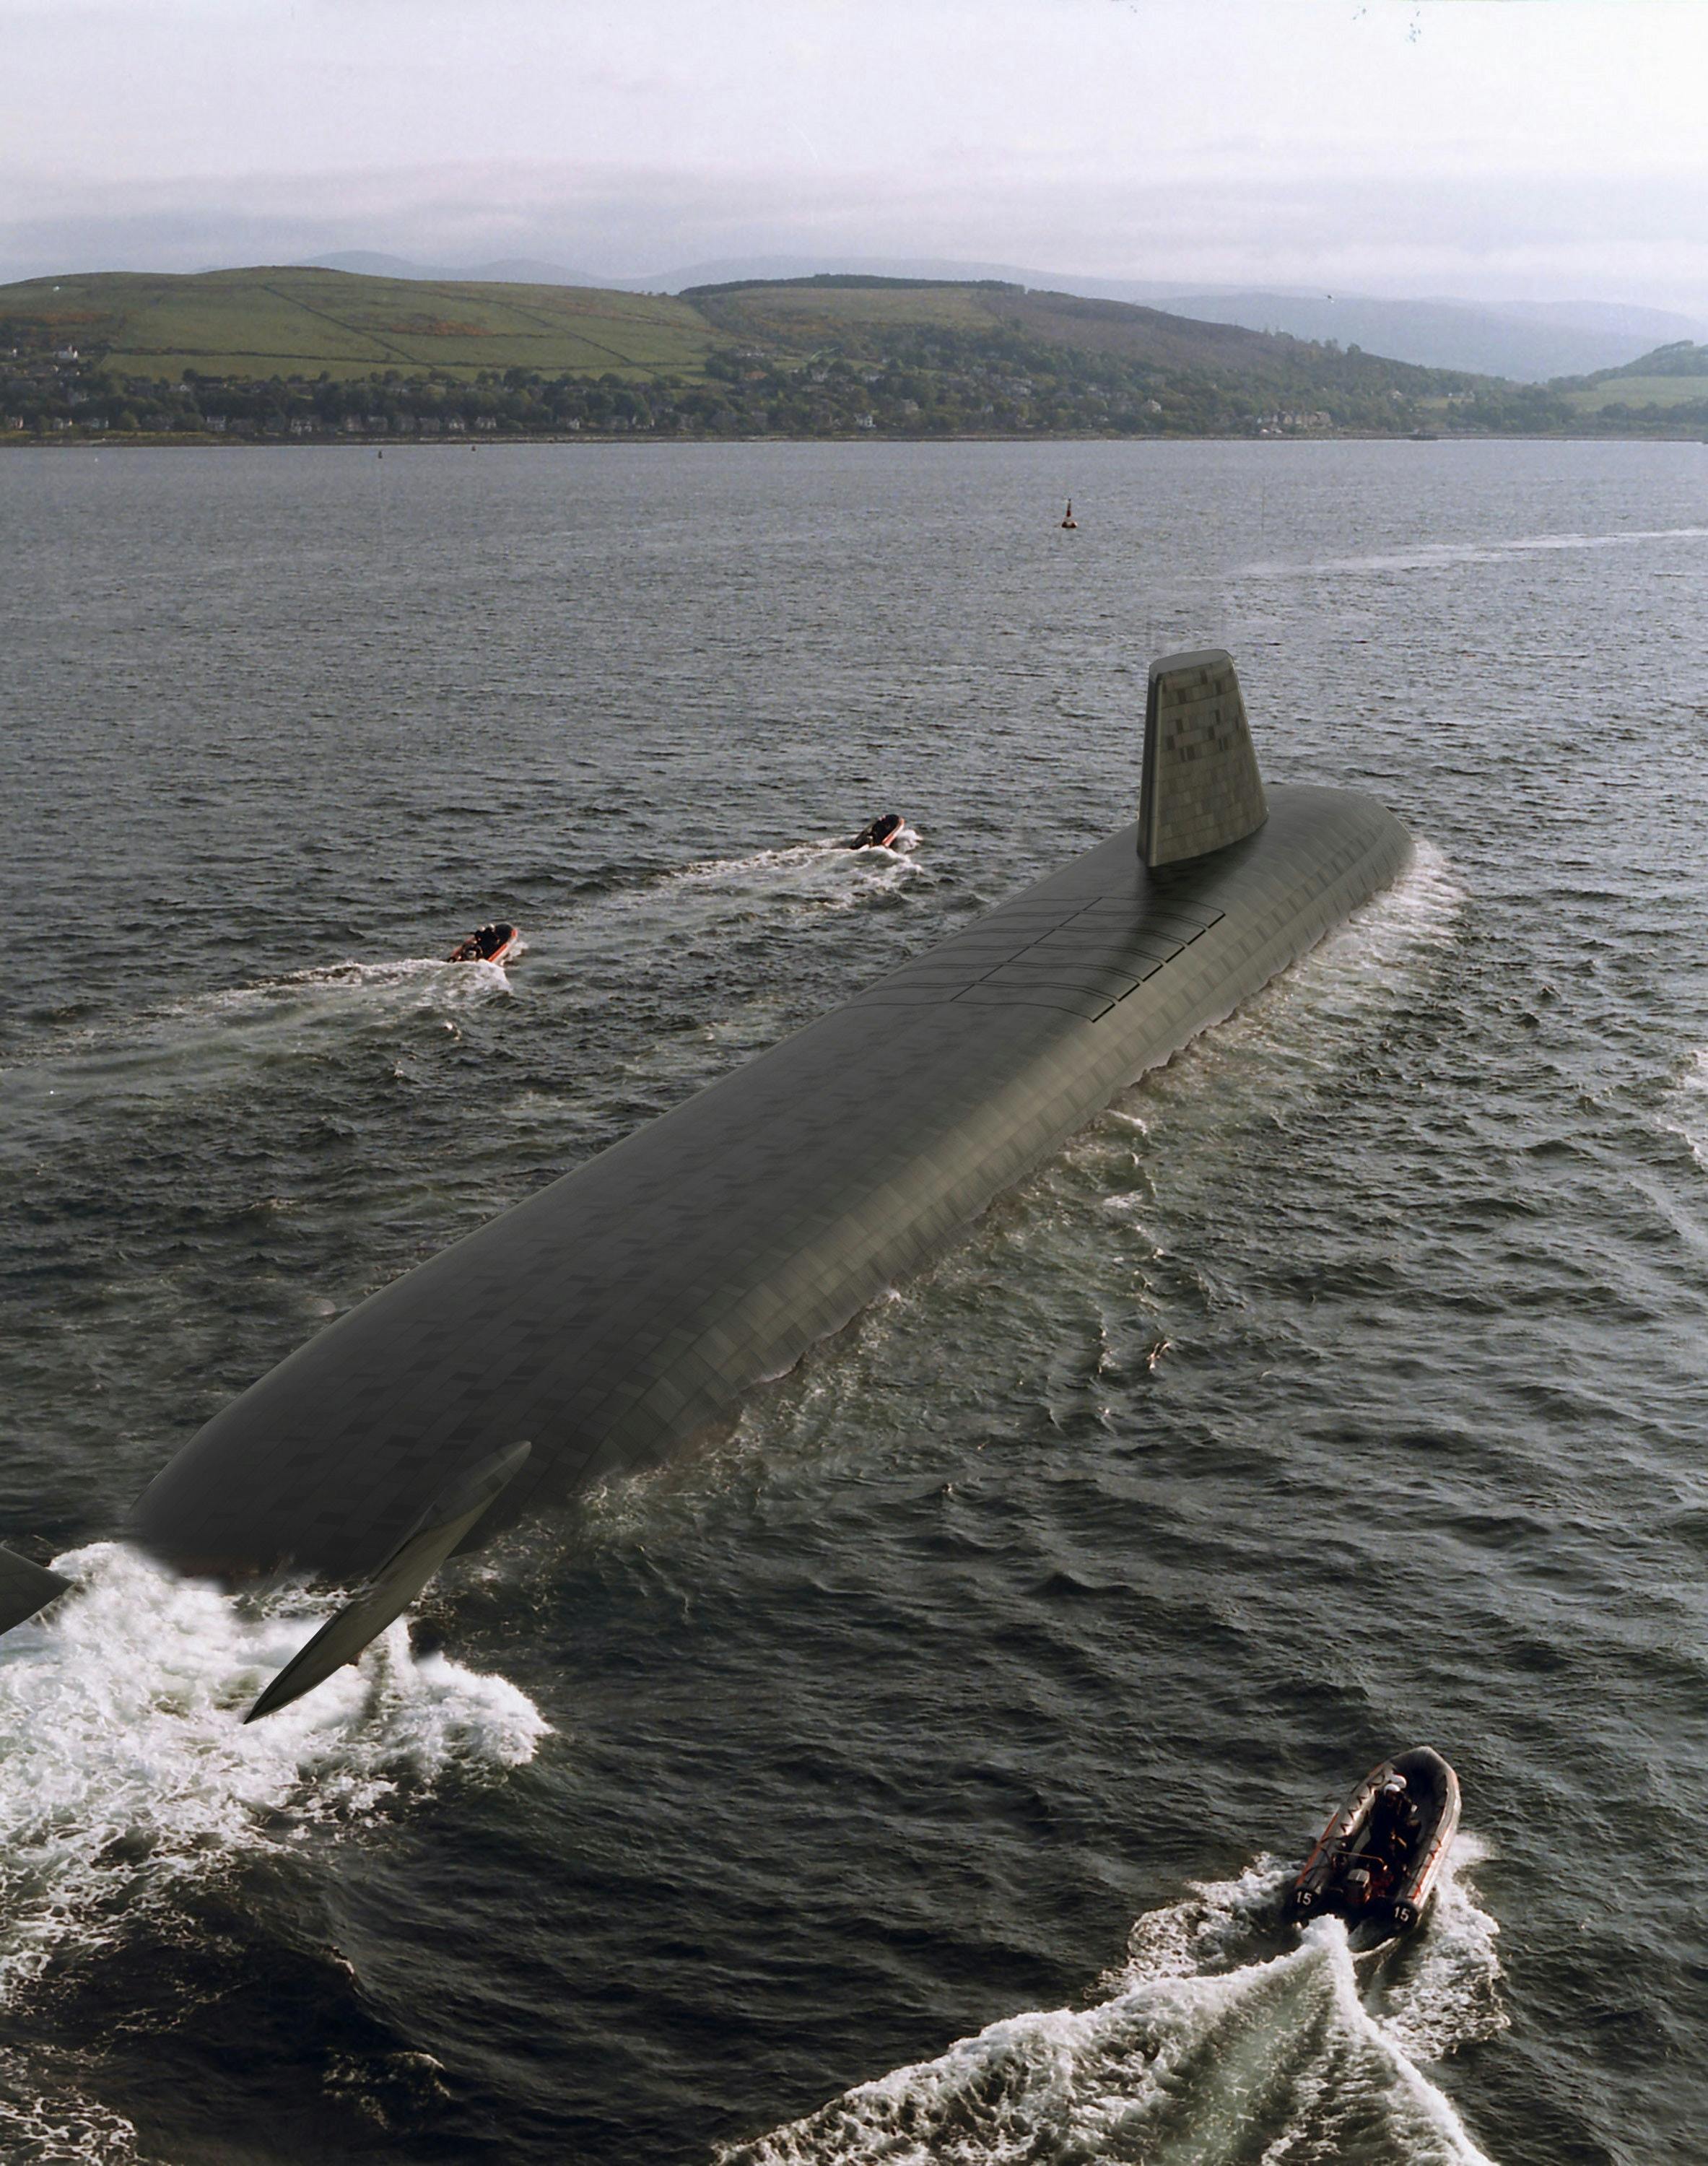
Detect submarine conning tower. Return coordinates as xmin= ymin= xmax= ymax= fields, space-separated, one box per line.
xmin=1140 ymin=649 xmax=1268 ymax=869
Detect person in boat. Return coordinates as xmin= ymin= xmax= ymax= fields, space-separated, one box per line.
xmin=1368 ymin=1772 xmax=1421 ymax=1862
xmin=450 ymin=926 xmax=505 ymax=964
xmin=849 ymin=813 xmax=903 ymax=851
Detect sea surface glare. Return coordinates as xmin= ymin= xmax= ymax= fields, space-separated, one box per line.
xmin=2 ymin=439 xmax=1707 ymax=2165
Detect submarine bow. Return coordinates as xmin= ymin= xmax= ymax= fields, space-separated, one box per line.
xmin=105 ymin=651 xmax=1413 ymax=1709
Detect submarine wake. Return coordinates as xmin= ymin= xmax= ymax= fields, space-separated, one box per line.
xmin=561 ymin=838 xmax=1468 ymax=1511
xmin=1115 ymin=835 xmax=1462 ymax=1109
xmin=1089 ymin=835 xmax=1463 ymax=1188
xmin=720 ymin=1850 xmax=1504 ymax=2166
xmin=0 ymin=1542 xmax=545 ymax=2006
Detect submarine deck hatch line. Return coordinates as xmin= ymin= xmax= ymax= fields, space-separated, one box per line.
xmin=124 ymin=647 xmax=1413 ymax=1618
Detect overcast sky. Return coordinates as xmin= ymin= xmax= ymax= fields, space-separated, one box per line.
xmin=3 ymin=0 xmax=1706 ymax=306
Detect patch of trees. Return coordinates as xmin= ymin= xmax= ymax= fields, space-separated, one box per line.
xmin=0 ymin=337 xmax=1598 ymax=443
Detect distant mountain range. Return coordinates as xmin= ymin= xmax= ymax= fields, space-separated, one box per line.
xmin=308 ymin=251 xmax=1708 ymax=383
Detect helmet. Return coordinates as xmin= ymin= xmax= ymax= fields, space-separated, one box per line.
xmin=1382 ymin=1773 xmax=1407 ymax=1793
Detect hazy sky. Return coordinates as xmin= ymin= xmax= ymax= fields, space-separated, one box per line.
xmin=3 ymin=0 xmax=1707 ymax=305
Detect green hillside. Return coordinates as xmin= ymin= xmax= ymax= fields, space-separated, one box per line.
xmin=692 ymin=275 xmax=1361 ymax=383
xmin=1557 ymin=339 xmax=1708 ymax=416
xmin=1568 ymin=375 xmax=1708 ymax=412
xmin=0 ymin=266 xmax=714 ymax=382
xmin=0 ymin=265 xmax=1588 ymax=440
xmin=3 ymin=263 xmax=1424 ymax=389
xmin=682 ymin=275 xmax=1561 ymax=435
xmin=1586 ymin=339 xmax=1708 ymax=379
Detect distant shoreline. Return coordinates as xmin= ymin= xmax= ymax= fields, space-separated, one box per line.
xmin=9 ymin=267 xmax=1704 ymax=447
xmin=5 ymin=429 xmax=1704 ymax=451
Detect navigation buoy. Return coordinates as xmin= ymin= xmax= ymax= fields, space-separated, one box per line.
xmin=1061 ymin=499 xmax=1077 ymax=529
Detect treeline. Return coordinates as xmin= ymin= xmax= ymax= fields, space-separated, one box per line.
xmin=698 ymin=323 xmax=1577 ymax=437
xmin=1576 ymin=396 xmax=1708 ymax=428
xmin=4 ymin=328 xmax=1585 ymax=442
xmin=4 ymin=365 xmax=675 ymax=439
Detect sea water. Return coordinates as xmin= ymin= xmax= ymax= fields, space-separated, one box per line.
xmin=4 ymin=438 xmax=1707 ymax=2162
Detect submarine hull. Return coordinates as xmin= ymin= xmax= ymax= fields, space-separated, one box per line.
xmin=134 ymin=780 xmax=1412 ymax=1583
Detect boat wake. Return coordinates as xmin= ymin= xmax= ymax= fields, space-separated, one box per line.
xmin=720 ymin=1850 xmax=1504 ymax=2166
xmin=2 ymin=957 xmax=511 ymax=1128
xmin=505 ymin=831 xmax=927 ymax=982
xmin=664 ymin=830 xmax=924 ymax=910
xmin=1238 ymin=523 xmax=1708 ymax=583
xmin=1658 ymin=1046 xmax=1708 ymax=1171
xmin=0 ymin=1541 xmax=546 ymax=2009
xmin=180 ymin=953 xmax=515 ymax=1032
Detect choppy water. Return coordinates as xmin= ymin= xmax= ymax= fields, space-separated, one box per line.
xmin=3 ymin=439 xmax=1707 ymax=2164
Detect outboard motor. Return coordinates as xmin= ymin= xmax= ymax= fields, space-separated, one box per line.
xmin=848 ymin=813 xmax=904 ymax=850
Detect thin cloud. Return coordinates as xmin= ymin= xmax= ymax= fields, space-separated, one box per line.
xmin=2 ymin=1 xmax=1706 ymax=305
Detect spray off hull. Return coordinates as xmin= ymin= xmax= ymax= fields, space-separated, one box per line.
xmin=134 ymin=782 xmax=1412 ymax=1586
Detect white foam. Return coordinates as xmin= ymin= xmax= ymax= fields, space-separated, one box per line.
xmin=3 ymin=957 xmax=510 ymax=1117
xmin=1265 ymin=835 xmax=1465 ymax=1018
xmin=0 ymin=2050 xmax=141 ymax=2166
xmin=1239 ymin=524 xmax=1708 ymax=581
xmin=1659 ymin=1048 xmax=1708 ymax=1170
xmin=0 ymin=1542 xmax=546 ymax=2006
xmin=720 ymin=1848 xmax=1503 ymax=2166
xmin=1060 ymin=840 xmax=1465 ymax=1186
xmin=1102 ymin=1854 xmax=1294 ymax=1988
xmin=1374 ymin=1838 xmax=1507 ymax=2066
xmin=663 ymin=833 xmax=924 ymax=914
xmin=183 ymin=954 xmax=513 ymax=1030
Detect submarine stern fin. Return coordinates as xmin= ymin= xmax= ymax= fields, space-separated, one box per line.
xmin=0 ymin=1547 xmax=71 ymax=1634
xmin=244 ymin=1439 xmax=531 ymax=1723
xmin=1140 ymin=648 xmax=1268 ymax=869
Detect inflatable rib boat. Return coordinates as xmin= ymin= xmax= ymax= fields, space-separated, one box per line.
xmin=1286 ymin=1747 xmax=1461 ymax=1943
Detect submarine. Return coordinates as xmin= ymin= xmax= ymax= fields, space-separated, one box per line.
xmin=2 ymin=651 xmax=1414 ymax=1715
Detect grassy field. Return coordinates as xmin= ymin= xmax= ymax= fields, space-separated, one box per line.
xmin=0 ymin=268 xmax=718 ymax=382
xmin=0 ymin=264 xmax=1406 ymax=389
xmin=695 ymin=277 xmax=1399 ymax=383
xmin=1564 ymin=375 xmax=1708 ymax=412
xmin=694 ymin=283 xmax=1003 ymax=339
